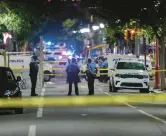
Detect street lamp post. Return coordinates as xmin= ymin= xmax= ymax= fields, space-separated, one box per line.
xmin=143 ymin=36 xmax=146 ymax=67
xmin=155 ymin=38 xmax=160 ymax=88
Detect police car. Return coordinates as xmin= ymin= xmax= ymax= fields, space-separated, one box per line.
xmin=109 ymin=59 xmax=150 ymax=93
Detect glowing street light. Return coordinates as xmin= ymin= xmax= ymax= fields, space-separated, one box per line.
xmin=3 ymin=32 xmax=12 ymax=45
xmin=73 ymin=30 xmax=77 ymax=33
xmin=92 ymin=25 xmax=100 ymax=31
xmin=80 ymin=28 xmax=90 ymax=33
xmin=100 ymin=23 xmax=105 ymax=28
xmin=131 ymin=29 xmax=135 ymax=34
xmin=47 ymin=41 xmax=51 ymax=45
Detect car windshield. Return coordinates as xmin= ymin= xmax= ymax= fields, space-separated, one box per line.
xmin=117 ymin=62 xmax=145 ymax=70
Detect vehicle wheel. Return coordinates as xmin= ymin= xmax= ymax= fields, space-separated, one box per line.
xmin=15 ymin=108 xmax=23 ymax=114
xmin=109 ymin=81 xmax=113 ymax=92
xmin=111 ymin=80 xmax=118 ymax=92
xmin=44 ymin=70 xmax=51 ymax=82
xmin=110 ymin=83 xmax=118 ymax=93
xmin=112 ymin=86 xmax=118 ymax=92
xmin=140 ymin=88 xmax=149 ymax=93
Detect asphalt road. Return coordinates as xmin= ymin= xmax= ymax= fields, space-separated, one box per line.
xmin=0 ymin=74 xmax=166 ymax=136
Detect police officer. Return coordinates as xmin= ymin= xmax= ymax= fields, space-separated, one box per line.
xmin=66 ymin=58 xmax=80 ymax=96
xmin=29 ymin=55 xmax=39 ymax=96
xmin=66 ymin=59 xmax=71 ymax=83
xmin=86 ymin=59 xmax=97 ymax=95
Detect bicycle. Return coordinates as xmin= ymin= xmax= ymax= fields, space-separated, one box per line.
xmin=19 ymin=72 xmax=29 ymax=89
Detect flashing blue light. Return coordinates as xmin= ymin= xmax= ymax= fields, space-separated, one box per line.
xmin=47 ymin=41 xmax=51 ymax=46
xmin=67 ymin=51 xmax=72 ymax=55
xmin=68 ymin=56 xmax=72 ymax=59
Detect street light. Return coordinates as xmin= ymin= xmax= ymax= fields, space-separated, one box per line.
xmin=92 ymin=25 xmax=100 ymax=31
xmin=72 ymin=31 xmax=77 ymax=33
xmin=47 ymin=41 xmax=51 ymax=45
xmin=100 ymin=23 xmax=105 ymax=28
xmin=80 ymin=28 xmax=90 ymax=33
xmin=131 ymin=29 xmax=135 ymax=34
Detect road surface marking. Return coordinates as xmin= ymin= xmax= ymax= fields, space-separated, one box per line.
xmin=81 ymin=114 xmax=88 ymax=116
xmin=36 ymin=107 xmax=43 ymax=118
xmin=104 ymin=92 xmax=110 ymax=95
xmin=138 ymin=110 xmax=166 ymax=124
xmin=36 ymin=88 xmax=45 ymax=118
xmin=28 ymin=125 xmax=36 ymax=136
xmin=102 ymin=88 xmax=166 ymax=124
xmin=103 ymin=91 xmax=136 ymax=108
xmin=124 ymin=103 xmax=136 ymax=109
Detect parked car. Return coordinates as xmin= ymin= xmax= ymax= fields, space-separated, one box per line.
xmin=0 ymin=67 xmax=23 ymax=114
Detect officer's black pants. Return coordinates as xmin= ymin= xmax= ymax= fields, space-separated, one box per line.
xmin=68 ymin=81 xmax=79 ymax=96
xmin=30 ymin=77 xmax=37 ymax=95
xmin=103 ymin=70 xmax=108 ymax=83
xmin=88 ymin=77 xmax=95 ymax=95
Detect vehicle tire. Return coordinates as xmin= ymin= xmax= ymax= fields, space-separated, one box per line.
xmin=15 ymin=108 xmax=23 ymax=114
xmin=140 ymin=88 xmax=149 ymax=93
xmin=110 ymin=80 xmax=118 ymax=93
xmin=112 ymin=86 xmax=118 ymax=92
xmin=109 ymin=81 xmax=113 ymax=92
xmin=44 ymin=70 xmax=51 ymax=82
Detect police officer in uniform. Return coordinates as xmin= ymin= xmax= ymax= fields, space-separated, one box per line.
xmin=29 ymin=55 xmax=39 ymax=96
xmin=86 ymin=59 xmax=97 ymax=95
xmin=66 ymin=58 xmax=80 ymax=96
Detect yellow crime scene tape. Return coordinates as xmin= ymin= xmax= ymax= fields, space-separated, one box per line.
xmin=1 ymin=94 xmax=166 ymax=108
xmin=41 ymin=73 xmax=110 ymax=76
xmin=11 ymin=67 xmax=166 ymax=72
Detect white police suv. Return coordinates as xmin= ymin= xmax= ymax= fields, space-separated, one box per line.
xmin=109 ymin=59 xmax=150 ymax=93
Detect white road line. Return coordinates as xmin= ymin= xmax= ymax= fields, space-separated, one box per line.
xmin=124 ymin=103 xmax=136 ymax=109
xmin=138 ymin=110 xmax=166 ymax=124
xmin=36 ymin=107 xmax=43 ymax=118
xmin=36 ymin=87 xmax=45 ymax=118
xmin=104 ymin=92 xmax=110 ymax=95
xmin=28 ymin=125 xmax=36 ymax=136
xmin=102 ymin=88 xmax=166 ymax=124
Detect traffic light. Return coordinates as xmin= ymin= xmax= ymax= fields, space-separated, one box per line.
xmin=127 ymin=30 xmax=131 ymax=40
xmin=130 ymin=30 xmax=135 ymax=40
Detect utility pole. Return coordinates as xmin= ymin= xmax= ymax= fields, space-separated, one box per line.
xmin=143 ymin=36 xmax=146 ymax=67
xmin=39 ymin=36 xmax=44 ymax=88
xmin=155 ymin=38 xmax=160 ymax=88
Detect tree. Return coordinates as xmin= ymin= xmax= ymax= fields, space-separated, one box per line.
xmin=0 ymin=1 xmax=44 ymax=47
xmin=97 ymin=0 xmax=166 ymax=89
xmin=135 ymin=0 xmax=166 ymax=90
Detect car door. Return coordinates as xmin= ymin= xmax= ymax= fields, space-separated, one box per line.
xmin=5 ymin=69 xmax=18 ymax=90
xmin=0 ymin=69 xmax=8 ymax=96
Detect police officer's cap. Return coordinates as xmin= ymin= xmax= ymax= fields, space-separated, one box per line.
xmin=32 ymin=55 xmax=38 ymax=60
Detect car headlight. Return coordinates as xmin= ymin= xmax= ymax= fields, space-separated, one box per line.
xmin=142 ymin=75 xmax=149 ymax=78
xmin=4 ymin=87 xmax=19 ymax=96
xmin=4 ymin=90 xmax=13 ymax=95
xmin=115 ymin=74 xmax=122 ymax=77
xmin=59 ymin=56 xmax=62 ymax=59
